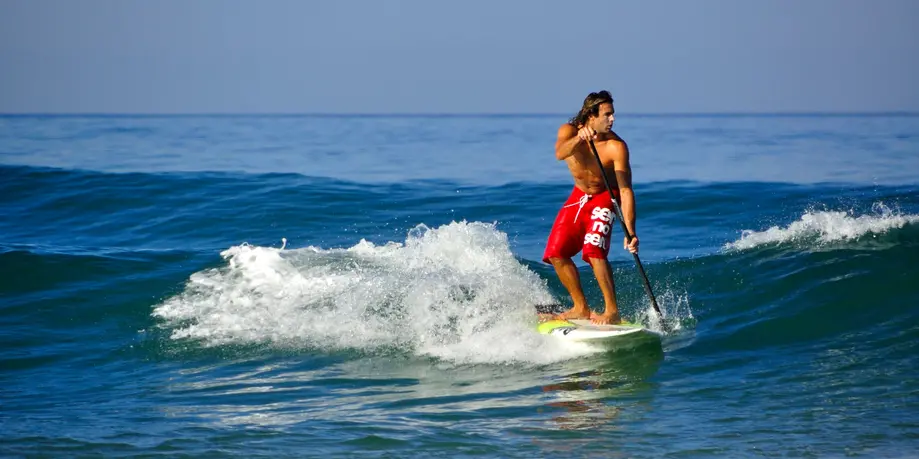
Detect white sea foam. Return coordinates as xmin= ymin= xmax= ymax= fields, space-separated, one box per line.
xmin=637 ymin=288 xmax=692 ymax=337
xmin=724 ymin=203 xmax=919 ymax=251
xmin=152 ymin=221 xmax=597 ymax=365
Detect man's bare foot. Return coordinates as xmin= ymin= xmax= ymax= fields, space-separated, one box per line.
xmin=590 ymin=312 xmax=622 ymax=325
xmin=537 ymin=313 xmax=556 ymax=322
xmin=554 ymin=306 xmax=592 ymax=321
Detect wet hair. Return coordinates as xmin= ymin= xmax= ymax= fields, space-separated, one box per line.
xmin=569 ymin=91 xmax=614 ymax=127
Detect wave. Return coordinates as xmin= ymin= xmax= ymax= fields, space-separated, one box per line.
xmin=0 ymin=244 xmax=197 ymax=304
xmin=724 ymin=203 xmax=919 ymax=251
xmin=151 ymin=221 xmax=616 ymax=365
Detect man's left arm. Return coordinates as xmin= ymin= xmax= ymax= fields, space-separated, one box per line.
xmin=612 ymin=141 xmax=638 ymax=253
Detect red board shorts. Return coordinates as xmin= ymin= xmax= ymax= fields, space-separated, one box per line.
xmin=543 ymin=187 xmax=618 ymax=263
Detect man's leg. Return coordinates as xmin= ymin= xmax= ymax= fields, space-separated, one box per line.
xmin=548 ymin=256 xmax=591 ymax=320
xmin=587 ymin=257 xmax=621 ymax=325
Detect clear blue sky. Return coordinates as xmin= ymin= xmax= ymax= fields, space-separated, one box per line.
xmin=1 ymin=0 xmax=917 ymax=114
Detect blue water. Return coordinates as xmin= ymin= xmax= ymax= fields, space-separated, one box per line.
xmin=2 ymin=114 xmax=918 ymax=457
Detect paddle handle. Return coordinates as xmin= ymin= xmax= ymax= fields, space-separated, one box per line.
xmin=587 ymin=138 xmax=663 ymax=318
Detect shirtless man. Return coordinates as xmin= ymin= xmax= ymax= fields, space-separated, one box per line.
xmin=542 ymin=90 xmax=639 ymax=325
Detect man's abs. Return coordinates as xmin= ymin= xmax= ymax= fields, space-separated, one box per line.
xmin=565 ymin=152 xmax=617 ymax=194
xmin=569 ymin=169 xmax=618 ymax=196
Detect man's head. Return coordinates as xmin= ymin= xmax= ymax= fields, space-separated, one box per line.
xmin=569 ymin=91 xmax=615 ymax=132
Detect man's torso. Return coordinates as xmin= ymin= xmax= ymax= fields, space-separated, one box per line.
xmin=564 ymin=131 xmax=623 ymax=195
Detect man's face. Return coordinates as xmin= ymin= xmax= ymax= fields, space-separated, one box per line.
xmin=590 ymin=103 xmax=615 ymax=132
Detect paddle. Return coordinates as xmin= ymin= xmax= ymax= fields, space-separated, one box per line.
xmin=587 ymin=138 xmax=663 ymax=319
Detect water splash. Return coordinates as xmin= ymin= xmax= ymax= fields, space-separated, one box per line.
xmin=152 ymin=221 xmax=598 ymax=364
xmin=637 ymin=288 xmax=694 ymax=336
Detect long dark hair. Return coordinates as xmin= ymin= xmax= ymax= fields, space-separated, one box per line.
xmin=568 ymin=91 xmax=614 ymax=127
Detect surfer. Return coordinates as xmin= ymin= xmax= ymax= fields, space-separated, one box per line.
xmin=542 ymin=90 xmax=639 ymax=325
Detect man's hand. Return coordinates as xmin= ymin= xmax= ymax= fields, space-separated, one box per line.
xmin=624 ymin=235 xmax=639 ymax=254
xmin=577 ymin=125 xmax=597 ymax=141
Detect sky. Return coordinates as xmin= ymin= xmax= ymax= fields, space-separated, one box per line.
xmin=1 ymin=0 xmax=917 ymax=114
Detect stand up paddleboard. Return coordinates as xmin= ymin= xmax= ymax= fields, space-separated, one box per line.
xmin=537 ymin=319 xmax=659 ymax=342
xmin=535 ymin=304 xmax=662 ymax=344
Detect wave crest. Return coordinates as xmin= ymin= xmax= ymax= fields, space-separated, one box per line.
xmin=151 ymin=221 xmax=603 ymax=364
xmin=725 ymin=203 xmax=919 ymax=251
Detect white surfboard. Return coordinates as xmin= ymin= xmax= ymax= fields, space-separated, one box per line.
xmin=537 ymin=319 xmax=661 ymax=343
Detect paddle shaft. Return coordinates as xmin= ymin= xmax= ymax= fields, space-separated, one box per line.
xmin=587 ymin=138 xmax=662 ymax=318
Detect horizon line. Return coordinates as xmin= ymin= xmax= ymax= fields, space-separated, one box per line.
xmin=1 ymin=111 xmax=918 ymax=118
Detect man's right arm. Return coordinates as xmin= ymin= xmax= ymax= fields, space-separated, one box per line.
xmin=555 ymin=124 xmax=584 ymax=160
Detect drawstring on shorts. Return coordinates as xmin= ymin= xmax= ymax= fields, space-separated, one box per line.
xmin=562 ymin=193 xmax=591 ymax=223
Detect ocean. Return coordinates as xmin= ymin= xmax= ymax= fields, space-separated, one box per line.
xmin=2 ymin=113 xmax=918 ymax=457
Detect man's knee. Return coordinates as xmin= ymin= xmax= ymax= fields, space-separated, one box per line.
xmin=585 ymin=256 xmax=610 ymax=266
xmin=547 ymin=256 xmax=571 ymax=267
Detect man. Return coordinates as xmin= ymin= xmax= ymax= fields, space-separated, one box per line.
xmin=542 ymin=90 xmax=639 ymax=325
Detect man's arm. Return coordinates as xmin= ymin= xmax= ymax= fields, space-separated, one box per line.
xmin=612 ymin=140 xmax=637 ymax=239
xmin=555 ymin=124 xmax=584 ymax=160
